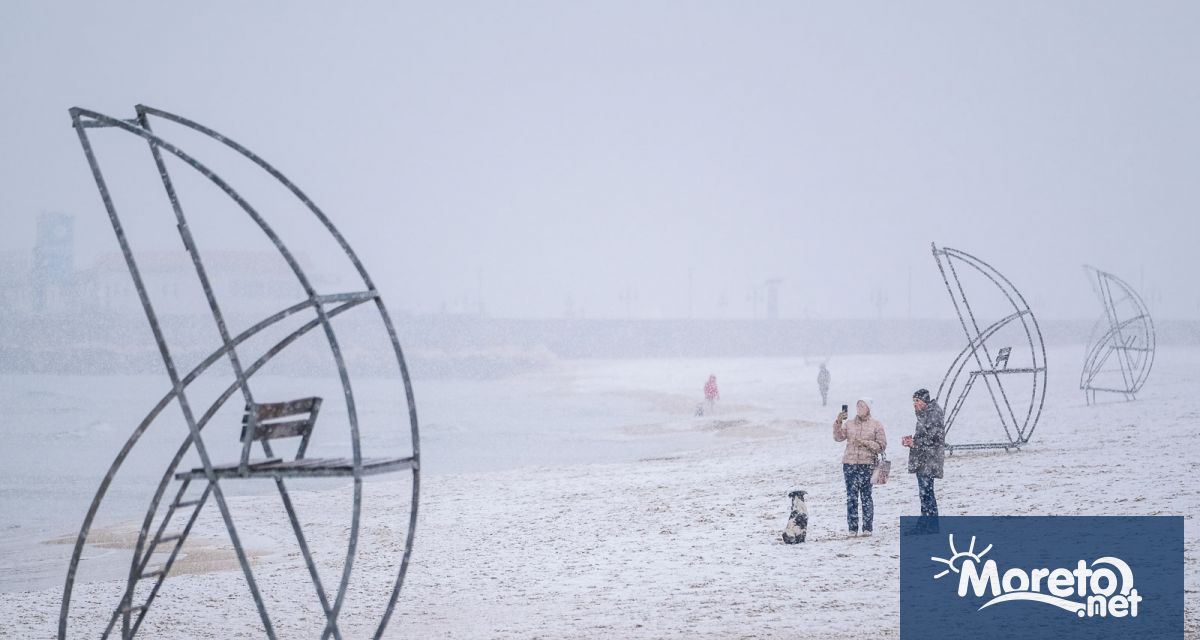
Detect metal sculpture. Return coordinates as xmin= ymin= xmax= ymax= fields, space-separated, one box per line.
xmin=931 ymin=244 xmax=1047 ymax=452
xmin=59 ymin=105 xmax=420 ymax=639
xmin=1080 ymin=265 xmax=1155 ymax=404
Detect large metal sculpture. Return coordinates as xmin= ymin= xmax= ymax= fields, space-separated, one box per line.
xmin=931 ymin=244 xmax=1047 ymax=452
xmin=1080 ymin=265 xmax=1155 ymax=404
xmin=60 ymin=105 xmax=420 ymax=639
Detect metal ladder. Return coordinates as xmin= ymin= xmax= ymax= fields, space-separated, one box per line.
xmin=102 ymin=478 xmax=213 ymax=639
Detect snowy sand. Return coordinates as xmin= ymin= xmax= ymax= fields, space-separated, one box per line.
xmin=2 ymin=347 xmax=1198 ymax=637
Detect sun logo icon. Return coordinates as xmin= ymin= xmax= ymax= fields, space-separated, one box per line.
xmin=931 ymin=534 xmax=993 ymax=580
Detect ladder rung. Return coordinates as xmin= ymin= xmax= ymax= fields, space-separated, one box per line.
xmin=141 ymin=569 xmax=165 ymax=581
xmin=120 ymin=604 xmax=147 ymax=614
xmin=158 ymin=533 xmax=183 ymax=545
xmin=174 ymin=499 xmax=202 ymax=508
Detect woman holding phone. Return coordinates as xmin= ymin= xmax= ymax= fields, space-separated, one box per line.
xmin=833 ymin=399 xmax=887 ymax=537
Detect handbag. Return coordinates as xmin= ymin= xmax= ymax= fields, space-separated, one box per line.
xmin=871 ymin=453 xmax=891 ymax=485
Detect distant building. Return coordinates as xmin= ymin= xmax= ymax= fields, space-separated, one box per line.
xmin=32 ymin=212 xmax=75 ymax=312
xmin=76 ymin=250 xmax=319 ymax=318
xmin=3 ymin=208 xmax=331 ymax=321
xmin=765 ymin=278 xmax=783 ymax=320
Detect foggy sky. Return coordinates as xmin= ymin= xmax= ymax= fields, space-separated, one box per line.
xmin=1 ymin=1 xmax=1197 ymax=320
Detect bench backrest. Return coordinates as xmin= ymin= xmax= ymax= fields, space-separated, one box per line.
xmin=994 ymin=347 xmax=1012 ymax=370
xmin=240 ymin=397 xmax=322 ymax=472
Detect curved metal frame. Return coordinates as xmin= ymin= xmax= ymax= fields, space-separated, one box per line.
xmin=59 ymin=106 xmax=420 ymax=639
xmin=1080 ymin=266 xmax=1155 ymax=404
xmin=931 ymin=244 xmax=1048 ymax=452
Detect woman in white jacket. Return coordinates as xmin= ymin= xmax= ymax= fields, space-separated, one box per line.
xmin=833 ymin=398 xmax=887 ymax=537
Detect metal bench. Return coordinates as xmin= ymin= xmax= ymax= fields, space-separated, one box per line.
xmin=175 ymin=398 xmax=415 ymax=480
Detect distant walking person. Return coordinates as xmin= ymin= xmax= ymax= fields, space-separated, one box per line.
xmin=833 ymin=399 xmax=887 ymax=537
xmin=903 ymin=389 xmax=945 ymax=534
xmin=817 ymin=363 xmax=831 ymax=407
xmin=703 ymin=374 xmax=720 ymax=414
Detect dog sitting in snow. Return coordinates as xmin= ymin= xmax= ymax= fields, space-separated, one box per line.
xmin=782 ymin=490 xmax=808 ymax=544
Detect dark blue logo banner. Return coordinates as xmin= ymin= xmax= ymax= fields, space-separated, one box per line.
xmin=900 ymin=516 xmax=1182 ymax=639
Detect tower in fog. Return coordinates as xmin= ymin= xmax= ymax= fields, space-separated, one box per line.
xmin=765 ymin=278 xmax=782 ymax=320
xmin=32 ymin=212 xmax=74 ymax=312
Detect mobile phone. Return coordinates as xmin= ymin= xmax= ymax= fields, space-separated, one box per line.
xmin=841 ymin=404 xmax=848 ymax=414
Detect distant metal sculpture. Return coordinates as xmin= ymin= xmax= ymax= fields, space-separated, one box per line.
xmin=931 ymin=244 xmax=1047 ymax=452
xmin=1080 ymin=266 xmax=1155 ymax=404
xmin=60 ymin=106 xmax=420 ymax=639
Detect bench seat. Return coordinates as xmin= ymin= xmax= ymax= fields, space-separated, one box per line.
xmin=175 ymin=456 xmax=416 ymax=480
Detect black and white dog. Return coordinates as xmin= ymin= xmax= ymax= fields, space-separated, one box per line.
xmin=782 ymin=490 xmax=808 ymax=544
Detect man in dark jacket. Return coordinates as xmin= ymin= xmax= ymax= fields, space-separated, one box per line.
xmin=903 ymin=388 xmax=944 ymax=533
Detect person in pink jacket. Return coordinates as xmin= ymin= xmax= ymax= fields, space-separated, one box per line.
xmin=703 ymin=374 xmax=720 ymax=414
xmin=833 ymin=398 xmax=887 ymax=537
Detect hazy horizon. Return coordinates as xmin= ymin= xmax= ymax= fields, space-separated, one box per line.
xmin=3 ymin=2 xmax=1197 ymax=321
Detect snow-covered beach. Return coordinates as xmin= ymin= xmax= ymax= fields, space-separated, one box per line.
xmin=2 ymin=346 xmax=1197 ymax=637
xmin=3 ymin=1 xmax=1198 ymax=637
